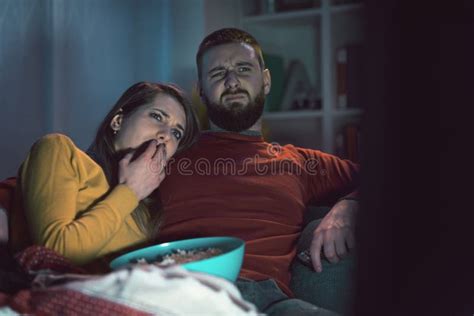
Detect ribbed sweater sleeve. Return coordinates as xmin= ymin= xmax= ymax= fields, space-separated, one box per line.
xmin=298 ymin=148 xmax=359 ymax=205
xmin=20 ymin=134 xmax=139 ymax=264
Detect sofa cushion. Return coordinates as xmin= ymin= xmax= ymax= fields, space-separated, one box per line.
xmin=0 ymin=177 xmax=16 ymax=211
xmin=0 ymin=177 xmax=15 ymax=245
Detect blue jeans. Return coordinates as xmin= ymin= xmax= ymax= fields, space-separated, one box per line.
xmin=236 ymin=278 xmax=340 ymax=316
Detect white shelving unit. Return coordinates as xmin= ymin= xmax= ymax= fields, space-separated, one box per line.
xmin=239 ymin=0 xmax=365 ymax=155
xmin=264 ymin=110 xmax=324 ymax=120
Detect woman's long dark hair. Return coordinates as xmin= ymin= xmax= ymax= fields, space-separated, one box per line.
xmin=87 ymin=82 xmax=199 ymax=240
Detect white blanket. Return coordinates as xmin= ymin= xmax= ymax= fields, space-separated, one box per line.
xmin=61 ymin=264 xmax=262 ymax=315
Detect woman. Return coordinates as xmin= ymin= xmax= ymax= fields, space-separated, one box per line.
xmin=8 ymin=81 xmax=199 ymax=266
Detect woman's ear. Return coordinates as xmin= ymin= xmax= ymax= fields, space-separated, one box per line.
xmin=110 ymin=113 xmax=123 ymax=133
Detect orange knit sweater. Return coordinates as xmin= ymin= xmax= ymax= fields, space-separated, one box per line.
xmin=8 ymin=134 xmax=146 ymax=265
xmin=158 ymin=131 xmax=359 ymax=296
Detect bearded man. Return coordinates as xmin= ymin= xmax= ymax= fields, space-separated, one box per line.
xmin=157 ymin=28 xmax=359 ymax=316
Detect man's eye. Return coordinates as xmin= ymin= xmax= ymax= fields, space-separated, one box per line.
xmin=238 ymin=66 xmax=251 ymax=72
xmin=210 ymin=72 xmax=225 ymax=79
xmin=150 ymin=112 xmax=163 ymax=121
xmin=172 ymin=130 xmax=182 ymax=140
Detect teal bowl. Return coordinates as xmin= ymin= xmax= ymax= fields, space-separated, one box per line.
xmin=109 ymin=236 xmax=245 ymax=282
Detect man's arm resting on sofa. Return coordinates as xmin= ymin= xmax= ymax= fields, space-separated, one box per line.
xmin=310 ymin=199 xmax=358 ymax=272
xmin=291 ymin=215 xmax=356 ymax=315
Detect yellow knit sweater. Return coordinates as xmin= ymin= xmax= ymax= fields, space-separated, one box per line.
xmin=9 ymin=134 xmax=147 ymax=265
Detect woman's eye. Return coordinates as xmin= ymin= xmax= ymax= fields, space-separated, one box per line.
xmin=150 ymin=112 xmax=163 ymax=121
xmin=172 ymin=130 xmax=182 ymax=141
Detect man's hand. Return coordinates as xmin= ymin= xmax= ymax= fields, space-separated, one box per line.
xmin=310 ymin=199 xmax=358 ymax=272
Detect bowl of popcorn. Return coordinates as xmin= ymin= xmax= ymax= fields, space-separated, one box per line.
xmin=109 ymin=236 xmax=245 ymax=282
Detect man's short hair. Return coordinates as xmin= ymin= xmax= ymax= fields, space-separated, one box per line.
xmin=196 ymin=28 xmax=265 ymax=80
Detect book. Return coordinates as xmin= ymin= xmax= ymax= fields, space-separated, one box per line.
xmin=334 ymin=122 xmax=360 ymax=162
xmin=335 ymin=44 xmax=364 ymax=109
xmin=336 ymin=47 xmax=348 ymax=109
xmin=346 ymin=44 xmax=364 ymax=109
xmin=345 ymin=123 xmax=360 ymax=162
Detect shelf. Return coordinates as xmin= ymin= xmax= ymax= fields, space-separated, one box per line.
xmin=242 ymin=8 xmax=322 ymax=25
xmin=263 ymin=110 xmax=324 ymax=120
xmin=263 ymin=108 xmax=363 ymax=120
xmin=240 ymin=0 xmax=365 ymax=153
xmin=333 ymin=108 xmax=363 ymax=116
xmin=241 ymin=3 xmax=363 ymax=25
xmin=330 ymin=3 xmax=364 ymax=14
xmin=263 ymin=108 xmax=362 ymax=120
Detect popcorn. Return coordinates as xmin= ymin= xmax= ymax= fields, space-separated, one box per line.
xmin=134 ymin=248 xmax=223 ymax=267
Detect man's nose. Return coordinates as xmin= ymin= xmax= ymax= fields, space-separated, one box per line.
xmin=224 ymin=71 xmax=240 ymax=90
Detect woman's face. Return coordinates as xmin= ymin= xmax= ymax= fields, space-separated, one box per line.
xmin=111 ymin=93 xmax=186 ymax=161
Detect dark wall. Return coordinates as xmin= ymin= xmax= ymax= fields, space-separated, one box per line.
xmin=355 ymin=1 xmax=474 ymax=315
xmin=0 ymin=0 xmax=170 ymax=180
xmin=0 ymin=1 xmax=49 ymax=179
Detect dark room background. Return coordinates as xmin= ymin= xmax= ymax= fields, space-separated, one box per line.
xmin=0 ymin=0 xmax=240 ymax=179
xmin=1 ymin=1 xmax=473 ymax=314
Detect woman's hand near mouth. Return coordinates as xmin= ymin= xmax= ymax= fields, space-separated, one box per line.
xmin=118 ymin=139 xmax=167 ymax=200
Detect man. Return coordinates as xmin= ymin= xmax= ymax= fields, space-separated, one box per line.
xmin=158 ymin=28 xmax=359 ymax=315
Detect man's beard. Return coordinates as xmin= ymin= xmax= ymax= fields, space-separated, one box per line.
xmin=203 ymin=87 xmax=265 ymax=132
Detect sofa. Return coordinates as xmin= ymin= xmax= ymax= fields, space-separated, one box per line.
xmin=0 ymin=178 xmax=354 ymax=315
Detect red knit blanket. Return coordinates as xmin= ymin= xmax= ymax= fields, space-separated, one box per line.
xmin=0 ymin=246 xmax=150 ymax=315
xmin=0 ymin=246 xmax=258 ymax=316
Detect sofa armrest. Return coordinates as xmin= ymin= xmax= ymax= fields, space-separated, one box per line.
xmin=303 ymin=206 xmax=330 ymax=226
xmin=0 ymin=206 xmax=8 ymax=245
xmin=0 ymin=177 xmax=16 ymax=245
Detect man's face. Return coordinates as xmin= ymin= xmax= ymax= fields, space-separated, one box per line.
xmin=199 ymin=43 xmax=271 ymax=132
